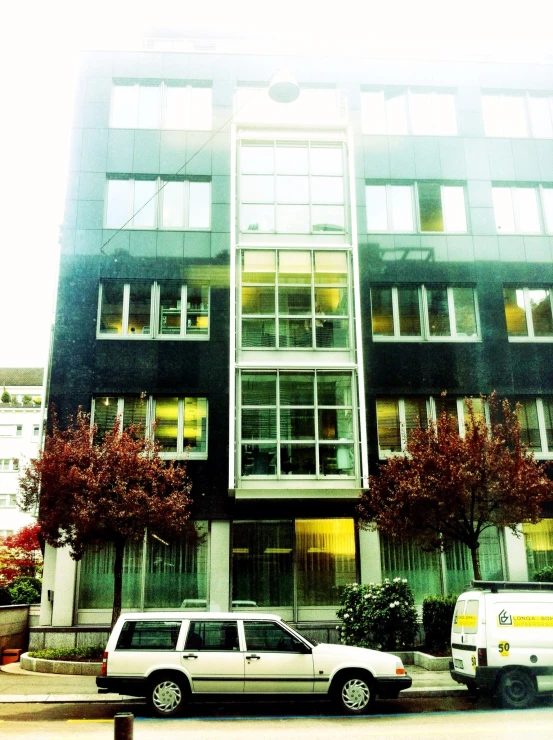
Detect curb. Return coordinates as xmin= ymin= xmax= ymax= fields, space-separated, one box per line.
xmin=20 ymin=652 xmax=101 ymax=677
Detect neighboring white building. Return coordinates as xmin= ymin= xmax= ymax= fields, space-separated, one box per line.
xmin=0 ymin=368 xmax=45 ymax=537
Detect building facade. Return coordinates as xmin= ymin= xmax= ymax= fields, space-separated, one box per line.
xmin=0 ymin=368 xmax=44 ymax=537
xmin=41 ymin=39 xmax=553 ymax=630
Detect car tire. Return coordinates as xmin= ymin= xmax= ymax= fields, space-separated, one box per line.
xmin=148 ymin=673 xmax=187 ymax=718
xmin=498 ymin=668 xmax=536 ymax=710
xmin=334 ymin=672 xmax=375 ymax=715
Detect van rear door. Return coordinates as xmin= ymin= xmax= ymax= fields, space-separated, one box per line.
xmin=451 ymin=595 xmax=481 ymax=678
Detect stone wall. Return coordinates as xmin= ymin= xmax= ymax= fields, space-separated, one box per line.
xmin=0 ymin=605 xmax=30 ymax=655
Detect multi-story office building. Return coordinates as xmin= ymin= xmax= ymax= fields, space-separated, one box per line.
xmin=0 ymin=368 xmax=44 ymax=537
xmin=39 ymin=36 xmax=553 ymax=635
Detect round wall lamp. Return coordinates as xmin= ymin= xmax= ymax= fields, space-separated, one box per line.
xmin=268 ymin=69 xmax=300 ymax=103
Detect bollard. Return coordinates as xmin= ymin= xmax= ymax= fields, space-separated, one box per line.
xmin=114 ymin=712 xmax=134 ymax=740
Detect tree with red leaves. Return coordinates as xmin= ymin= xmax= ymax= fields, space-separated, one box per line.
xmin=19 ymin=409 xmax=194 ymax=626
xmin=358 ymin=394 xmax=553 ymax=580
xmin=0 ymin=523 xmax=43 ymax=585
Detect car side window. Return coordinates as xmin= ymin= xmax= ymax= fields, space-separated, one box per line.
xmin=116 ymin=620 xmax=182 ymax=650
xmin=185 ymin=621 xmax=240 ymax=651
xmin=243 ymin=621 xmax=303 ymax=652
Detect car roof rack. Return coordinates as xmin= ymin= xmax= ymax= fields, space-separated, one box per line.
xmin=472 ymin=580 xmax=553 ymax=593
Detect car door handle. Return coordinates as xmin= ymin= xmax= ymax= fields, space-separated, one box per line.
xmin=246 ymin=654 xmax=260 ymax=660
xmin=182 ymin=653 xmax=198 ymax=659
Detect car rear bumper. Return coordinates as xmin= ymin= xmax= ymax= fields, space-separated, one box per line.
xmin=96 ymin=676 xmax=148 ymax=697
xmin=375 ymin=674 xmax=412 ymax=698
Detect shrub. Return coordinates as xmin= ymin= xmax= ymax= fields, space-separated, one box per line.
xmin=1 ymin=388 xmax=10 ymax=403
xmin=337 ymin=578 xmax=418 ymax=651
xmin=9 ymin=576 xmax=42 ymax=605
xmin=0 ymin=586 xmax=12 ymax=605
xmin=27 ymin=646 xmax=104 ymax=661
xmin=533 ymin=565 xmax=553 ymax=583
xmin=422 ymin=595 xmax=457 ymax=653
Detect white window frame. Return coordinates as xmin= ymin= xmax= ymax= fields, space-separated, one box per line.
xmin=376 ymin=396 xmax=487 ymax=457
xmin=482 ymin=91 xmax=553 ymax=139
xmin=238 ymin=140 xmax=348 ymax=236
xmin=239 ymin=249 xmax=352 ymax=351
xmin=361 ymin=88 xmax=458 ymax=136
xmin=97 ymin=281 xmax=210 ymax=340
xmin=110 ymin=82 xmax=212 ymax=130
xmin=365 ymin=182 xmax=467 ymax=233
xmin=91 ymin=395 xmax=208 ymax=460
xmin=0 ymin=425 xmax=22 ymax=437
xmin=104 ymin=178 xmax=211 ymax=231
xmin=371 ymin=285 xmax=480 ymax=342
xmin=0 ymin=493 xmax=18 ymax=507
xmin=504 ymin=286 xmax=553 ymax=342
xmin=238 ymin=369 xmax=358 ymax=481
xmin=492 ymin=185 xmax=542 ymax=234
xmin=516 ymin=398 xmax=553 ymax=459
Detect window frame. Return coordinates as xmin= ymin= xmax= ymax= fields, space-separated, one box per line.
xmin=491 ymin=185 xmax=545 ymax=235
xmin=371 ymin=285 xmax=480 ymax=342
xmin=97 ymin=281 xmax=210 ymax=340
xmin=482 ymin=91 xmax=553 ymax=139
xmin=515 ymin=398 xmax=553 ymax=459
xmin=361 ymin=88 xmax=458 ymax=136
xmin=104 ymin=177 xmax=211 ymax=231
xmin=365 ymin=181 xmax=468 ymax=234
xmin=239 ymin=370 xmax=358 ymax=481
xmin=91 ymin=395 xmax=208 ymax=460
xmin=375 ymin=396 xmax=488 ymax=458
xmin=110 ymin=82 xmax=212 ymax=131
xmin=239 ymin=249 xmax=352 ymax=351
xmin=238 ymin=140 xmax=348 ymax=236
xmin=503 ymin=286 xmax=553 ymax=342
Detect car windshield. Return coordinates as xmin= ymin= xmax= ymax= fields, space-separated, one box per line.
xmin=281 ymin=620 xmax=318 ymax=646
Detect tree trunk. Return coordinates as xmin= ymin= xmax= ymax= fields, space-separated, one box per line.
xmin=111 ymin=538 xmax=126 ymax=628
xmin=470 ymin=544 xmax=482 ymax=581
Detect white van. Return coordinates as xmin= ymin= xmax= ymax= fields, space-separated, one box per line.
xmin=450 ymin=580 xmax=553 ymax=708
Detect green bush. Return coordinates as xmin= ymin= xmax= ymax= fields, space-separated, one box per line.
xmin=422 ymin=595 xmax=458 ymax=653
xmin=533 ymin=565 xmax=553 ymax=583
xmin=337 ymin=578 xmax=418 ymax=651
xmin=27 ymin=646 xmax=104 ymax=661
xmin=9 ymin=577 xmax=42 ymax=605
xmin=0 ymin=586 xmax=12 ymax=606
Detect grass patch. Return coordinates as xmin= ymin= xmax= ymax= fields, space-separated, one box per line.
xmin=27 ymin=646 xmax=104 ymax=662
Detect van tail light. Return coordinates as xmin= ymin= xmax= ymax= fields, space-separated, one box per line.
xmin=477 ymin=648 xmax=487 ymax=667
xmin=395 ymin=661 xmax=406 ymax=675
xmin=101 ymin=651 xmax=108 ymax=677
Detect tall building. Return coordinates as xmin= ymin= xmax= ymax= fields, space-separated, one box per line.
xmin=0 ymin=368 xmax=44 ymax=537
xmin=38 ymin=36 xmax=553 ymax=638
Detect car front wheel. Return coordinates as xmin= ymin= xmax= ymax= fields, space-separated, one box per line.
xmin=335 ymin=673 xmax=375 ymax=715
xmin=498 ymin=668 xmax=536 ymax=710
xmin=148 ymin=674 xmax=186 ymax=717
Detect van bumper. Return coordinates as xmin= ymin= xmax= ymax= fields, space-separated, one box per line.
xmin=450 ymin=664 xmax=499 ymax=693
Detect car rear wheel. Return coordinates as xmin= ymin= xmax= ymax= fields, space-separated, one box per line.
xmin=499 ymin=668 xmax=536 ymax=710
xmin=148 ymin=674 xmax=186 ymax=717
xmin=335 ymin=673 xmax=375 ymax=715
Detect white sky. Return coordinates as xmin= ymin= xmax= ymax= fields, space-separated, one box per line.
xmin=1 ymin=0 xmax=551 ymax=368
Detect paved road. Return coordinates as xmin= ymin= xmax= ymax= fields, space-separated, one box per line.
xmin=1 ymin=700 xmax=553 ymax=739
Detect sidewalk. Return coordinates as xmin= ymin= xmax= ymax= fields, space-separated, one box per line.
xmin=0 ymin=662 xmax=466 ymax=703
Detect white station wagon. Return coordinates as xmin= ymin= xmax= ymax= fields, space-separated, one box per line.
xmin=97 ymin=611 xmax=411 ymax=717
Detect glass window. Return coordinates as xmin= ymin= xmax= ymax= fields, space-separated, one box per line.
xmin=418 ymin=183 xmax=444 ymax=232
xmin=189 ymin=87 xmax=213 ymax=130
xmin=106 ymin=180 xmax=130 ymax=229
xmin=442 ymin=187 xmax=467 ymax=231
xmin=524 ymin=519 xmax=553 ymax=575
xmin=371 ymin=287 xmax=394 ymax=336
xmin=528 ymin=95 xmax=553 ymax=139
xmin=93 ymin=396 xmax=118 ymax=439
xmin=241 ymin=250 xmax=350 ymax=350
xmin=164 ymin=85 xmax=188 ymax=129
xmin=127 ymin=282 xmax=152 ymax=336
xmin=504 ymin=287 xmax=528 ymax=336
xmin=517 ymin=399 xmax=542 ymax=450
xmin=397 ymin=287 xmax=422 ymax=336
xmin=111 ymin=85 xmax=139 ymax=128
xmin=137 ymin=85 xmax=161 ymax=129
xmin=381 ymin=535 xmax=441 ymax=603
xmin=183 ymin=397 xmax=207 ymax=452
xmin=445 ymin=529 xmax=504 ymax=595
xmin=232 ymin=521 xmax=293 ymax=608
xmin=116 ymin=620 xmax=181 ymax=650
xmin=529 ymin=289 xmax=553 ymax=336
xmin=296 ymin=519 xmax=356 ymax=606
xmin=99 ymin=282 xmax=124 ymax=334
xmin=426 ymin=287 xmax=450 ymax=336
xmin=492 ymin=186 xmax=540 ymax=233
xmin=154 ymin=397 xmax=179 ymax=453
xmin=543 ymin=187 xmax=553 ymax=233
xmin=452 ymin=287 xmax=478 ymax=337
xmin=239 ymin=141 xmax=346 ymax=234
xmin=161 ymin=181 xmax=185 ymax=227
xmin=365 ymin=185 xmax=388 ymax=231
xmin=123 ymin=396 xmax=147 ymax=432
xmin=376 ymin=399 xmax=401 ymax=453
xmin=240 ymin=371 xmax=354 ymax=479
xmin=186 ymin=621 xmax=239 ymax=651
xmin=504 ymin=287 xmax=553 ymax=338
xmin=483 ymin=94 xmax=528 ymax=137
xmin=243 ymin=621 xmax=299 ymax=651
